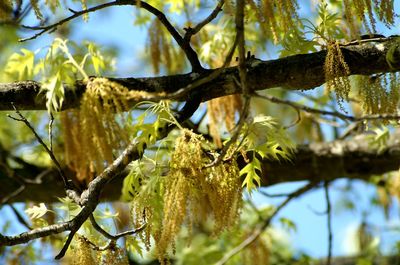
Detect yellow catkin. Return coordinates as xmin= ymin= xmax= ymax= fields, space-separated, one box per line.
xmin=45 ymin=0 xmax=60 ymax=13
xmin=377 ymin=0 xmax=394 ymax=26
xmin=0 ymin=1 xmax=12 ymax=20
xmin=148 ymin=19 xmax=162 ymax=74
xmin=30 ymin=0 xmax=43 ymax=20
xmin=357 ymin=74 xmax=400 ymax=115
xmin=98 ymin=247 xmax=129 ymax=265
xmin=156 ymin=130 xmax=242 ymax=263
xmin=242 ymin=234 xmax=270 ymax=265
xmin=342 ymin=0 xmax=393 ymax=35
xmin=342 ymin=0 xmax=360 ymax=38
xmin=71 ymin=236 xmax=97 ymax=265
xmin=200 ymin=160 xmax=242 ymax=235
xmin=207 ymin=94 xmax=242 ymax=147
xmin=248 ymin=0 xmax=298 ymax=43
xmin=324 ymin=41 xmax=351 ymax=108
xmin=62 ymin=78 xmax=163 ymax=182
xmin=80 ymin=0 xmax=89 ymax=21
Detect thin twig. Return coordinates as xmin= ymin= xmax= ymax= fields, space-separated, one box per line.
xmin=149 ymin=34 xmax=238 ymax=103
xmin=253 ymin=93 xmax=400 ymax=122
xmin=258 ymin=188 xmax=307 ymax=198
xmin=205 ymin=97 xmax=250 ymax=168
xmin=307 ymin=204 xmax=327 ymax=216
xmin=89 ymin=214 xmax=146 ymax=240
xmin=20 ymin=1 xmax=118 ymax=41
xmin=80 ymin=235 xmax=117 ymax=251
xmin=1 ymin=185 xmax=25 ymax=205
xmin=283 ymin=106 xmax=301 ymax=129
xmin=0 ymin=160 xmax=48 ymax=204
xmin=215 ymin=181 xmax=318 ymax=265
xmin=21 ymin=0 xmax=203 ymax=72
xmin=324 ymin=181 xmax=333 ymax=265
xmin=9 ymin=205 xmax=32 ymax=230
xmin=205 ymin=0 xmax=248 ymax=168
xmin=7 ymin=103 xmax=71 ymax=190
xmin=183 ymin=0 xmax=225 ymax=42
xmin=48 ymin=113 xmax=54 ymax=152
xmin=340 ymin=36 xmax=393 ymax=46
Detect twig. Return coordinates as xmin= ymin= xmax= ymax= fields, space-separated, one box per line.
xmin=20 ymin=1 xmax=117 ymax=41
xmin=21 ymin=0 xmax=203 ymax=72
xmin=205 ymin=97 xmax=250 ymax=168
xmin=148 ymin=33 xmax=238 ymax=103
xmin=307 ymin=204 xmax=327 ymax=216
xmin=324 ymin=181 xmax=332 ymax=265
xmin=340 ymin=36 xmax=393 ymax=47
xmin=7 ymin=103 xmax=72 ymax=191
xmin=9 ymin=204 xmax=32 ymax=230
xmin=0 ymin=111 xmax=184 ymax=257
xmin=283 ymin=106 xmax=301 ymax=129
xmin=205 ymin=0 xmax=249 ymax=168
xmin=215 ymin=181 xmax=318 ymax=265
xmin=89 ymin=214 xmax=146 ymax=240
xmin=79 ymin=235 xmax=117 ymax=251
xmin=183 ymin=0 xmax=225 ymax=42
xmin=0 ymin=160 xmax=49 ymax=204
xmin=48 ymin=113 xmax=54 ymax=152
xmin=258 ymin=187 xmax=314 ymax=198
xmin=253 ymin=93 xmax=400 ymax=122
xmin=1 ymin=185 xmax=25 ymax=205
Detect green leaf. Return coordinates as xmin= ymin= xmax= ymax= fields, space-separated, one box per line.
xmin=56 ymin=197 xmax=80 ymax=212
xmin=240 ymin=157 xmax=262 ymax=193
xmin=25 ymin=203 xmax=48 ymax=220
xmin=367 ymin=127 xmax=390 ymax=154
xmin=5 ymin=48 xmax=35 ymax=80
xmin=245 ymin=114 xmax=295 ymax=160
xmin=87 ymin=42 xmax=107 ymax=75
xmin=41 ymin=73 xmax=64 ymax=114
xmin=279 ymin=217 xmax=297 ymax=233
xmin=126 ymin=236 xmax=144 ymax=258
xmin=121 ymin=161 xmax=144 ymax=201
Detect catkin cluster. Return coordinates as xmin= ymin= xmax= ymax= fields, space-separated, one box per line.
xmin=156 ymin=129 xmax=242 ymax=263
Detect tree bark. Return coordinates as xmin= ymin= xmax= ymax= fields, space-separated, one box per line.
xmin=0 ymin=39 xmax=398 ymax=110
xmin=1 ymin=133 xmax=399 ymax=203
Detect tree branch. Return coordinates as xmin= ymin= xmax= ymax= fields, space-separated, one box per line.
xmin=253 ymin=92 xmax=400 ymax=122
xmin=183 ymin=0 xmax=225 ymax=42
xmin=215 ymin=181 xmax=318 ymax=265
xmin=21 ymin=0 xmax=203 ymax=72
xmin=1 ymin=39 xmax=399 ymax=111
xmin=1 ymin=132 xmax=399 ymax=203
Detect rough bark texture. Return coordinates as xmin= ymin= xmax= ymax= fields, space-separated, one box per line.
xmin=0 ymin=39 xmax=399 ymax=110
xmin=1 ymin=38 xmax=400 ymax=202
xmin=2 ymin=133 xmax=399 ymax=203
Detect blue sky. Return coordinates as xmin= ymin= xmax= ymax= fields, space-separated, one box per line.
xmin=66 ymin=3 xmax=400 ymax=258
xmin=2 ymin=0 xmax=400 ymax=262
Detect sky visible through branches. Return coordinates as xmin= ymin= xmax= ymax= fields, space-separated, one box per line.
xmin=2 ymin=0 xmax=400 ymax=261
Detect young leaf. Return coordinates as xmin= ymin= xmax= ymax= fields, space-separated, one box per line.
xmin=5 ymin=49 xmax=35 ymax=80
xmin=25 ymin=203 xmax=48 ymax=220
xmin=240 ymin=156 xmax=262 ymax=193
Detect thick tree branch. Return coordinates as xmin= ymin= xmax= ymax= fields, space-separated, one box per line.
xmin=1 ymin=39 xmax=399 ymax=111
xmin=1 ymin=132 xmax=399 ymax=203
